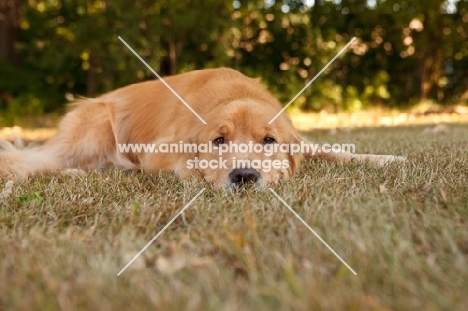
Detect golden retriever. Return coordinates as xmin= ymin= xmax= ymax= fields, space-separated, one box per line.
xmin=0 ymin=68 xmax=405 ymax=188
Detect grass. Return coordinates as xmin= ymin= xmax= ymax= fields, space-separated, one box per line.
xmin=1 ymin=124 xmax=467 ymax=310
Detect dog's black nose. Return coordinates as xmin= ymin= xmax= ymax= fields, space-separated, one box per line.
xmin=229 ymin=168 xmax=260 ymax=185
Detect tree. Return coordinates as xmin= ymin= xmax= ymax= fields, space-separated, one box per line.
xmin=1 ymin=0 xmax=467 ymax=119
xmin=0 ymin=0 xmax=21 ymax=66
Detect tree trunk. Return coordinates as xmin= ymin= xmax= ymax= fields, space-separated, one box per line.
xmin=168 ymin=39 xmax=177 ymax=75
xmin=0 ymin=0 xmax=21 ymax=66
xmin=420 ymin=55 xmax=431 ymax=100
xmin=86 ymin=53 xmax=100 ymax=97
xmin=160 ymin=39 xmax=177 ymax=76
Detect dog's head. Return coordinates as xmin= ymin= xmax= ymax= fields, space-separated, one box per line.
xmin=191 ymin=99 xmax=303 ymax=188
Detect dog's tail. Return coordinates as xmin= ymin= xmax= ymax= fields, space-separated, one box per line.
xmin=0 ymin=139 xmax=60 ymax=180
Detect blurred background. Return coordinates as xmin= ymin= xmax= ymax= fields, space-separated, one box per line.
xmin=1 ymin=0 xmax=468 ymax=128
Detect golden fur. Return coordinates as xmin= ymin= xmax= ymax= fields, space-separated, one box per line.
xmin=0 ymin=68 xmax=404 ymax=188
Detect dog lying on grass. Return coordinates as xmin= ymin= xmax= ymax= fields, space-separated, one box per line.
xmin=0 ymin=68 xmax=405 ymax=188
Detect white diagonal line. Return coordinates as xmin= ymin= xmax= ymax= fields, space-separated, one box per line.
xmin=268 ymin=188 xmax=357 ymax=275
xmin=117 ymin=188 xmax=206 ymax=276
xmin=118 ymin=36 xmax=207 ymax=125
xmin=268 ymin=37 xmax=356 ymax=124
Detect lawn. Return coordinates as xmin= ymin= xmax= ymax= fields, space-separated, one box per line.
xmin=1 ymin=124 xmax=467 ymax=311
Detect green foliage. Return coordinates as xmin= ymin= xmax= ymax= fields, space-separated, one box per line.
xmin=1 ymin=0 xmax=468 ymax=117
xmin=18 ymin=191 xmax=44 ymax=204
xmin=0 ymin=61 xmax=48 ymax=124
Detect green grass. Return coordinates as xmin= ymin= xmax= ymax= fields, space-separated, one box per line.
xmin=1 ymin=124 xmax=467 ymax=311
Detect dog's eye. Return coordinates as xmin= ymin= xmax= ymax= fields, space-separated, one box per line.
xmin=263 ymin=137 xmax=276 ymax=144
xmin=213 ymin=137 xmax=225 ymax=146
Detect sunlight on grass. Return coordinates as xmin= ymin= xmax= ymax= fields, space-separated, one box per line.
xmin=1 ymin=111 xmax=467 ymax=141
xmin=291 ymin=111 xmax=468 ymax=131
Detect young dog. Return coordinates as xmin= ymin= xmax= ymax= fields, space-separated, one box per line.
xmin=0 ymin=68 xmax=405 ymax=188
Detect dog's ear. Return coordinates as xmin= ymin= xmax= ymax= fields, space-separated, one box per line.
xmin=287 ymin=130 xmax=304 ymax=176
xmin=187 ymin=136 xmax=199 ymax=159
xmin=189 ymin=126 xmax=207 ymax=159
